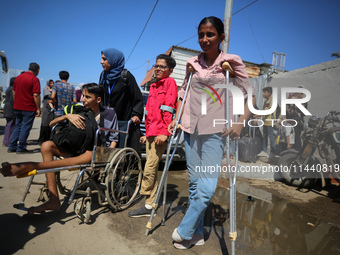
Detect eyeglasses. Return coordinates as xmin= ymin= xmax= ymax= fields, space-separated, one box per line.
xmin=153 ymin=65 xmax=168 ymax=70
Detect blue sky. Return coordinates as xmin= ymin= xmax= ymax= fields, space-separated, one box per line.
xmin=1 ymin=0 xmax=339 ymax=88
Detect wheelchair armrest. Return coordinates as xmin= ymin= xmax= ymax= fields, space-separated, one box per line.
xmin=51 ymin=122 xmax=67 ymax=135
xmin=91 ymin=119 xmax=134 ymax=165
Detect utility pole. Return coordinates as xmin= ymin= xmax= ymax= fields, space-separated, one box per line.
xmin=146 ymin=60 xmax=150 ymax=75
xmin=222 ymin=0 xmax=233 ymax=53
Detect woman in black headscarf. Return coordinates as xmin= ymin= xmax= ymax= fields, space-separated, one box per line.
xmin=99 ymin=48 xmax=143 ymax=155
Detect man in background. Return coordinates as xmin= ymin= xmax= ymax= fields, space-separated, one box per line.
xmin=8 ymin=63 xmax=41 ymax=154
xmin=3 ymin=76 xmax=16 ymax=147
xmin=51 ymin=70 xmax=77 ymax=117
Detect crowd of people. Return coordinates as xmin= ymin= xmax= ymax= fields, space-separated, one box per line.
xmin=0 ymin=15 xmax=306 ymax=250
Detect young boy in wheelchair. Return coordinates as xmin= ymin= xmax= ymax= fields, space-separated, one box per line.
xmin=0 ymin=83 xmax=119 ymax=214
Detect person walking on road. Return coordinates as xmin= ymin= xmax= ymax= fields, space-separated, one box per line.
xmin=38 ymin=79 xmax=54 ymax=144
xmin=128 ymin=54 xmax=178 ymax=217
xmin=168 ymin=16 xmax=254 ymax=249
xmin=8 ymin=63 xmax=41 ymax=154
xmin=99 ymin=48 xmax=143 ymax=156
xmin=51 ymin=70 xmax=77 ymax=117
xmin=3 ymin=77 xmax=16 ymax=147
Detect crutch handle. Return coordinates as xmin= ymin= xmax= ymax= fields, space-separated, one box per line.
xmin=17 ymin=169 xmax=39 ymax=178
xmin=188 ymin=65 xmax=195 ymax=73
xmin=222 ymin=62 xmax=235 ymax=77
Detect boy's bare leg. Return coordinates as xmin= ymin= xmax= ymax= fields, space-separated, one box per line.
xmin=28 ymin=141 xmax=93 ymax=214
xmin=0 ymin=152 xmax=94 ymax=177
xmin=1 ymin=162 xmax=40 ymax=177
xmin=28 ymin=141 xmax=63 ymax=214
xmin=0 ymin=141 xmax=93 ymax=214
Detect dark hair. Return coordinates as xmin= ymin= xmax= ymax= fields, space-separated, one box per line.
xmin=10 ymin=77 xmax=16 ymax=86
xmin=29 ymin=63 xmax=40 ymax=72
xmin=156 ymin=54 xmax=176 ymax=69
xmin=82 ymin=83 xmax=105 ymax=100
xmin=198 ymin=16 xmax=224 ymax=36
xmin=263 ymin=87 xmax=272 ymax=94
xmin=59 ymin=70 xmax=70 ymax=80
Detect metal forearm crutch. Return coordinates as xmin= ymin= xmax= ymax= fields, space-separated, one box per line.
xmin=13 ymin=175 xmax=45 ymax=210
xmin=222 ymin=62 xmax=237 ymax=255
xmin=145 ymin=65 xmax=195 ymax=236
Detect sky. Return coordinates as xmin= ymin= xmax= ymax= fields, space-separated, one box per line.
xmin=1 ymin=0 xmax=339 ymax=89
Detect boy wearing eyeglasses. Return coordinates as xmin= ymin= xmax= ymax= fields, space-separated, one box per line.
xmin=129 ymin=54 xmax=178 ymax=217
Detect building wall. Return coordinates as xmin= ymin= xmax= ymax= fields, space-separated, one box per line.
xmin=170 ymin=46 xmax=201 ymax=87
xmin=268 ymin=58 xmax=340 ymax=118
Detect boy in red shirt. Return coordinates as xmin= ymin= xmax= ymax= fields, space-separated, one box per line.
xmin=129 ymin=54 xmax=178 ymax=217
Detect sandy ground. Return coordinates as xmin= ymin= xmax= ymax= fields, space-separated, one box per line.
xmin=0 ymin=116 xmax=339 ymax=255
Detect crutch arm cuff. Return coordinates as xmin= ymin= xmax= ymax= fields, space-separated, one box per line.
xmin=160 ymin=105 xmax=176 ymax=114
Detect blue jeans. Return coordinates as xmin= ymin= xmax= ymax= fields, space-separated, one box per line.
xmin=9 ymin=110 xmax=36 ymax=151
xmin=262 ymin=125 xmax=275 ymax=157
xmin=177 ymin=129 xmax=225 ymax=240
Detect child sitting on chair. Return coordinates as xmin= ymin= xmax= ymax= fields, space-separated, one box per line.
xmin=0 ymin=83 xmax=119 ymax=214
xmin=128 ymin=54 xmax=178 ymax=217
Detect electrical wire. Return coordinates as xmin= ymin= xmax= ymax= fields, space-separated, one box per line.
xmin=125 ymin=0 xmax=159 ymax=64
xmin=176 ymin=34 xmax=197 ymax=47
xmin=233 ymin=0 xmax=258 ymax=16
xmin=244 ymin=2 xmax=266 ymax=62
xmin=130 ymin=0 xmax=260 ymax=69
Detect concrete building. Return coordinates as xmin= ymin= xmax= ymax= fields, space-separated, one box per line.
xmin=268 ymin=58 xmax=340 ymax=118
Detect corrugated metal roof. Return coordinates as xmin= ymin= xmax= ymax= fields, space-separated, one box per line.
xmin=169 ymin=46 xmax=200 ymax=87
xmin=171 ymin=45 xmax=202 ymax=55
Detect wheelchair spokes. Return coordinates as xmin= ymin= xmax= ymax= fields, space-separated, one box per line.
xmin=105 ymin=148 xmax=142 ymax=211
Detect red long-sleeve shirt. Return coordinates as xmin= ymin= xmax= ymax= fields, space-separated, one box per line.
xmin=145 ymin=77 xmax=178 ymax=137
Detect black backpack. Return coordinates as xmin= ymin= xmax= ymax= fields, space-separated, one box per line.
xmin=51 ymin=105 xmax=98 ymax=156
xmin=99 ymin=69 xmax=128 ymax=106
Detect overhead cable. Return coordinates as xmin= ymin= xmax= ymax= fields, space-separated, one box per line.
xmin=126 ymin=0 xmax=159 ymax=63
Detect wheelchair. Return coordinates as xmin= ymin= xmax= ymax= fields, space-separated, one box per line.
xmin=14 ymin=120 xmax=142 ymax=223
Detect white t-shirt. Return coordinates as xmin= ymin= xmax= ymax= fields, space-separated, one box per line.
xmin=285 ymin=125 xmax=295 ymax=145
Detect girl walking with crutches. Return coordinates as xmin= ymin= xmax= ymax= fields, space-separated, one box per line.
xmin=168 ymin=16 xmax=255 ymax=250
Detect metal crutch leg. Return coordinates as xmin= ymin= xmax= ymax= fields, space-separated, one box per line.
xmin=145 ymin=66 xmax=195 ymax=236
xmin=13 ymin=175 xmax=35 ymax=210
xmin=161 ymin=175 xmax=167 ymax=226
xmin=229 ymin=139 xmax=238 ymax=255
xmin=222 ymin=62 xmax=238 ymax=255
xmin=161 ymin=129 xmax=183 ymax=225
xmin=145 ymin=137 xmax=174 ymax=235
xmin=13 ymin=175 xmax=48 ymax=211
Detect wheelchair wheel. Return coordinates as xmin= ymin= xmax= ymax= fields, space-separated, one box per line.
xmin=74 ymin=197 xmax=91 ymax=223
xmin=105 ymin=147 xmax=142 ymax=211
